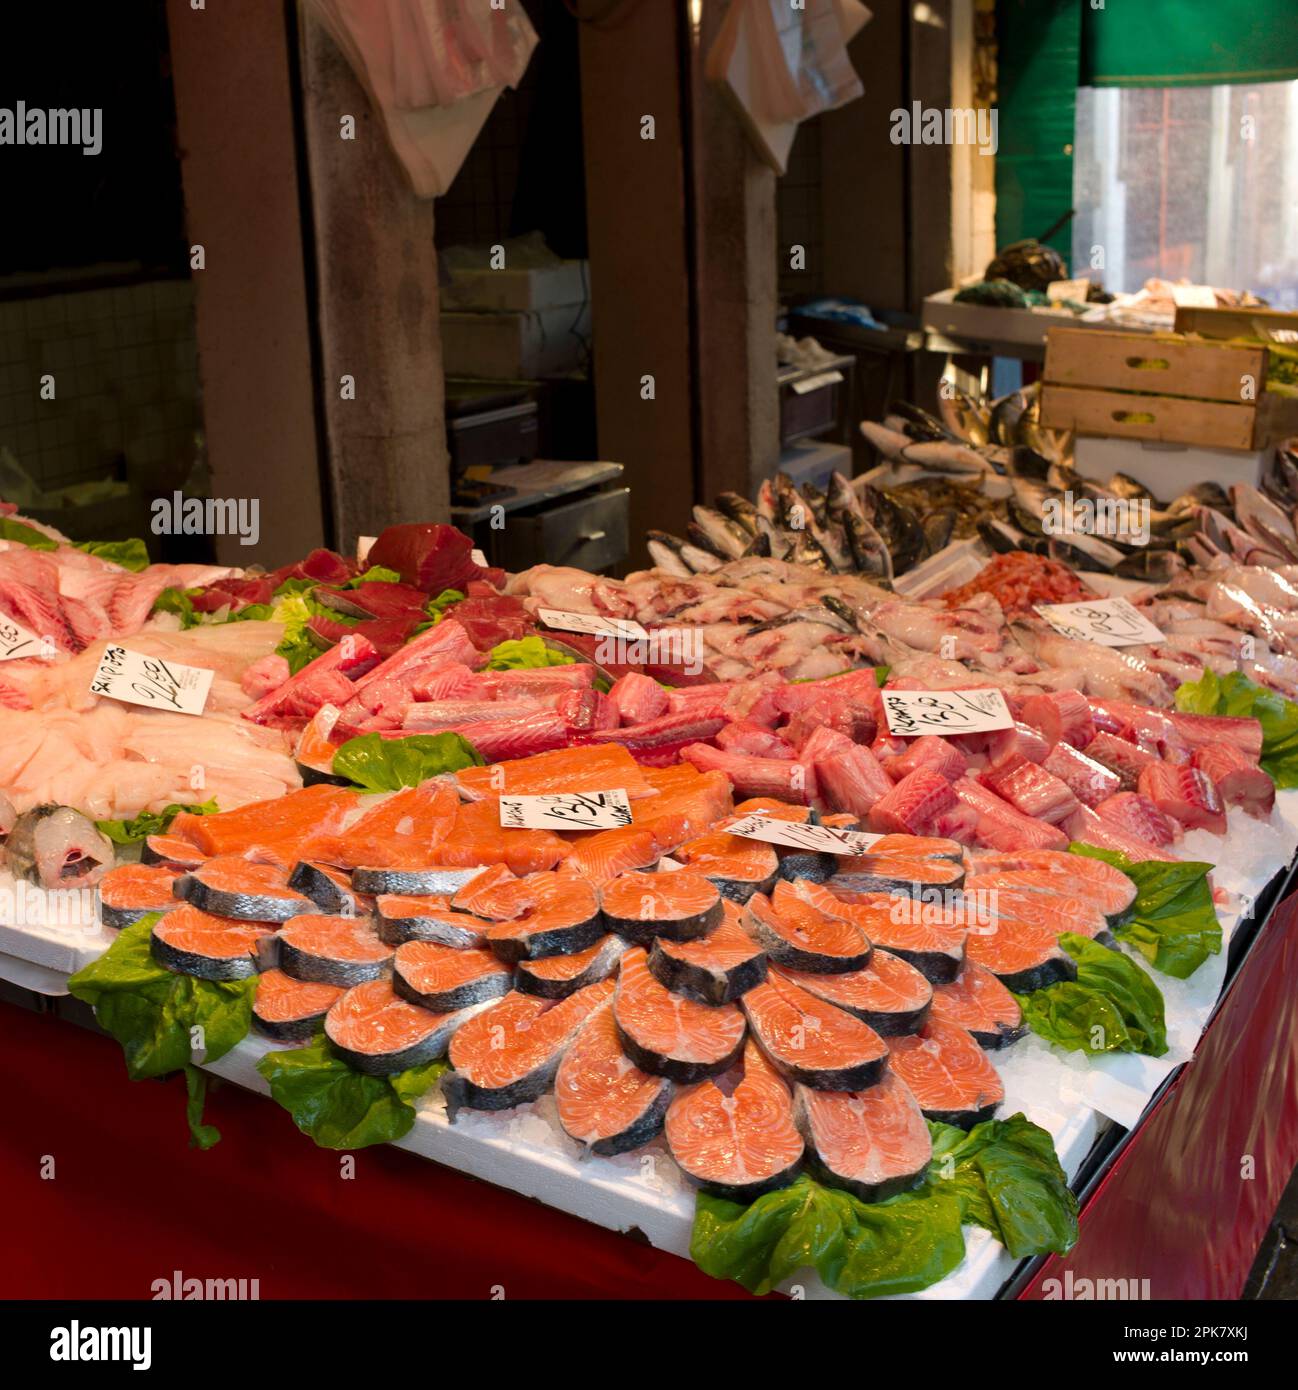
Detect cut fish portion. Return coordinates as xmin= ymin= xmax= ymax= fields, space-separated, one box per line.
xmin=867 ymin=768 xmax=957 ymax=837
xmin=374 ymin=894 xmax=488 ymax=948
xmin=450 ymin=863 xmax=519 ymax=917
xmin=560 ymin=825 xmax=660 ymax=882
xmin=799 ymin=881 xmax=966 ymax=984
xmin=141 ymin=833 xmax=209 ymax=869
xmin=424 ymin=799 xmax=573 ymax=877
xmin=287 ymin=860 xmax=363 ymax=916
xmin=966 ymin=853 xmax=1137 ymax=923
xmin=830 ymin=854 xmax=965 ymax=898
xmin=277 ymin=914 xmax=394 ymax=986
xmin=674 ymin=830 xmax=779 ymax=903
xmin=171 ymin=784 xmax=358 ymax=862
xmin=1085 ymin=732 xmax=1158 ymax=790
xmin=175 ymin=856 xmax=315 ymax=922
xmin=556 ymin=1000 xmax=672 ymax=1155
xmin=742 ymin=973 xmax=889 ymax=1091
xmin=1042 ymin=742 xmax=1122 ymax=808
xmin=887 ymin=1018 xmax=1004 ymax=1128
xmin=454 ymin=743 xmax=654 ymax=800
xmin=794 ymin=1070 xmax=932 ymax=1202
xmin=444 ymin=979 xmax=615 ymax=1114
xmin=484 ymin=875 xmax=604 ymax=962
xmin=151 ymin=906 xmax=270 ymax=981
xmin=252 ymin=968 xmax=343 ymax=1041
xmin=614 ymin=946 xmax=746 ymax=1082
xmin=980 ymin=755 xmax=1080 ymax=825
xmin=352 ymin=864 xmax=485 ymax=897
xmin=740 ymin=882 xmax=872 ymax=975
xmin=951 ymin=777 xmax=1069 ymax=852
xmin=1137 ymin=763 xmax=1227 ymax=835
xmin=964 ymin=914 xmax=1077 ymax=992
xmin=393 ymin=940 xmax=513 ymax=1011
xmin=648 ymin=902 xmax=768 ymax=1005
xmin=930 ymin=962 xmax=1025 ymax=1049
xmin=960 ymin=873 xmax=1108 ymax=940
xmin=665 ymin=1038 xmax=804 ymax=1201
xmin=774 ymin=948 xmax=932 ymax=1036
xmin=98 ymin=863 xmax=180 ymax=930
xmin=1094 ymin=792 xmax=1178 ymax=848
xmin=325 ymin=978 xmax=482 ymax=1075
xmin=1191 ymin=742 xmax=1275 ymax=818
xmin=865 ymin=834 xmax=964 ymax=861
xmin=329 ymin=781 xmax=460 ymax=871
xmin=600 ymin=869 xmax=722 ymax=944
xmin=516 ymin=934 xmax=627 ymax=999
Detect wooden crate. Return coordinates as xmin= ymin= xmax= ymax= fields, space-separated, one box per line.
xmin=1041 ymin=326 xmax=1298 ymax=449
xmin=1172 ymin=304 xmax=1298 ymax=339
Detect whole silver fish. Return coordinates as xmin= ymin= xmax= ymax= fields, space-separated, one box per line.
xmin=5 ymin=804 xmax=114 ymax=890
xmin=692 ymin=505 xmax=750 ymax=560
xmin=715 ymin=492 xmax=760 ymax=537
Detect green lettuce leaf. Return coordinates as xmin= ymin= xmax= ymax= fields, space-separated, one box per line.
xmin=347 ymin=565 xmax=402 ymax=587
xmin=75 ymin=537 xmax=150 ymax=571
xmin=690 ymin=1112 xmax=1076 ymax=1298
xmin=1014 ymin=933 xmax=1168 ymax=1057
xmin=150 ymin=586 xmax=201 ymax=629
xmin=1070 ymin=844 xmax=1221 ymax=978
xmin=331 ymin=731 xmax=483 ymax=793
xmin=0 ymin=517 xmax=57 ymax=550
xmin=1174 ymin=668 xmax=1298 ymax=788
xmin=230 ymin=602 xmax=275 ymax=623
xmin=96 ymin=798 xmax=218 ymax=846
xmin=255 ymin=1036 xmax=447 ymax=1150
xmin=484 ymin=635 xmax=578 ymax=670
xmin=184 ymin=1065 xmax=221 ymax=1150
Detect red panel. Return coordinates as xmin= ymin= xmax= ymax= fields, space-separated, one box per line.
xmin=1021 ymin=889 xmax=1298 ymax=1300
xmin=0 ymin=1003 xmax=752 ymax=1300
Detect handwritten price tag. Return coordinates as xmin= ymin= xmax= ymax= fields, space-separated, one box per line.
xmin=881 ymin=688 xmax=1013 ymax=737
xmin=499 ymin=788 xmax=634 ymax=831
xmin=0 ymin=613 xmax=48 ymax=662
xmin=727 ymin=815 xmax=882 ymax=857
xmin=536 ymin=607 xmax=649 ymax=641
xmin=1034 ymin=598 xmax=1164 ymax=648
xmin=88 ymin=646 xmax=214 ymax=716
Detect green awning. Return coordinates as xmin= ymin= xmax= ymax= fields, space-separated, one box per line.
xmin=1081 ymin=1 xmax=1298 ymax=88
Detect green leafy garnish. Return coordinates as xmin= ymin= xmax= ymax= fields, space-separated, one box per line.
xmin=0 ymin=517 xmax=57 ymax=550
xmin=151 ymin=586 xmax=202 ymax=629
xmin=347 ymin=565 xmax=402 ymax=587
xmin=96 ymin=799 xmax=218 ymax=846
xmin=1175 ymin=668 xmax=1298 ymax=788
xmin=331 ymin=731 xmax=483 ymax=793
xmin=184 ymin=1065 xmax=221 ymax=1150
xmin=230 ymin=602 xmax=275 ymax=623
xmin=256 ymin=1035 xmax=448 ymax=1150
xmin=484 ymin=636 xmax=577 ymax=670
xmin=690 ymin=1113 xmax=1076 ymax=1298
xmin=1014 ymin=933 xmax=1168 ymax=1056
xmin=75 ymin=537 xmax=150 ymax=571
xmin=1070 ymin=844 xmax=1221 ymax=978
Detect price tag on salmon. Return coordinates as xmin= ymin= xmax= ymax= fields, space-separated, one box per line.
xmin=537 ymin=608 xmax=648 ymax=640
xmin=1034 ymin=597 xmax=1164 ymax=648
xmin=89 ymin=646 xmax=214 ymax=716
xmin=881 ymin=688 xmax=1013 ymax=737
xmin=499 ymin=789 xmax=634 ymax=831
xmin=0 ymin=613 xmax=48 ymax=661
xmin=726 ymin=815 xmax=882 ymax=856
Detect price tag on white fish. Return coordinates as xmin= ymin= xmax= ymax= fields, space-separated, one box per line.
xmin=536 ymin=608 xmax=648 ymax=640
xmin=89 ymin=646 xmax=215 ymax=716
xmin=0 ymin=613 xmax=49 ymax=662
xmin=881 ymin=688 xmax=1014 ymax=737
xmin=499 ymin=789 xmax=634 ymax=831
xmin=726 ymin=815 xmax=883 ymax=856
xmin=1034 ymin=597 xmax=1164 ymax=648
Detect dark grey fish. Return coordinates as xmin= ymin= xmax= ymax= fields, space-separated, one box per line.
xmin=889 ymin=400 xmax=952 ymax=442
xmin=827 ymin=470 xmax=865 ymax=522
xmin=693 ymin=505 xmax=750 ymax=560
xmin=843 ymin=510 xmax=893 ymax=579
xmin=800 ymin=481 xmax=830 ymax=526
xmin=647 ymin=531 xmax=694 ymax=577
xmin=1115 ymin=549 xmax=1187 ymax=582
xmin=687 ymin=520 xmax=731 ymax=561
xmin=990 ymin=390 xmax=1028 ymax=446
xmin=923 ymin=508 xmax=958 ymax=553
xmin=1109 ymin=472 xmax=1155 ymax=503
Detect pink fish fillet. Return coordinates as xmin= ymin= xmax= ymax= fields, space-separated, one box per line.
xmin=1165 ymin=711 xmax=1264 ymax=761
xmin=1084 ymin=732 xmax=1159 ymax=791
xmin=950 ymin=777 xmax=1068 ymax=852
xmin=867 ymin=769 xmax=957 ymax=836
xmin=980 ymin=754 xmax=1080 ymax=825
xmin=351 ymin=618 xmax=479 ymax=695
xmin=716 ymin=720 xmax=795 ymax=760
xmin=881 ymin=735 xmax=968 ymax=783
xmin=1063 ymin=805 xmax=1179 ymax=863
xmin=1094 ymin=792 xmax=1178 ymax=846
xmin=1137 ymin=763 xmax=1227 ymax=835
xmin=1020 ymin=689 xmax=1095 ymax=750
xmin=242 ymin=634 xmax=381 ymax=728
xmin=681 ymin=743 xmax=816 ymax=804
xmin=1042 ymin=742 xmax=1121 ymax=808
xmin=1191 ymin=743 xmax=1274 ymax=818
xmin=815 ymin=743 xmax=894 ymax=820
xmin=451 ymin=709 xmax=571 ymax=761
xmin=608 ymin=672 xmax=669 ymax=726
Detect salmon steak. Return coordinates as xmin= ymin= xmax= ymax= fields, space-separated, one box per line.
xmin=559 ymin=825 xmax=660 ymax=883
xmin=375 ymin=894 xmax=489 ymax=948
xmin=277 ymin=914 xmax=395 ymax=987
xmin=930 ymin=962 xmax=1025 ymax=1049
xmin=454 ymin=743 xmax=654 ymax=801
xmin=830 ymin=854 xmax=966 ymax=899
xmin=175 ymin=856 xmax=315 ymax=923
xmin=864 ymin=834 xmax=964 ymax=861
xmin=515 ymin=934 xmax=627 ymax=999
xmin=648 ymin=902 xmax=767 ymax=1005
xmin=600 ymin=869 xmax=723 ymax=945
xmin=794 ymin=1070 xmax=933 ymax=1203
xmin=961 ymin=875 xmax=1108 ymax=941
xmin=288 ymin=860 xmax=364 ymax=917
xmin=887 ymin=1017 xmax=1004 ymax=1129
xmin=151 ymin=905 xmax=271 ymax=981
xmin=393 ymin=940 xmax=514 ymax=1011
xmin=140 ymin=833 xmax=209 ymax=870
xmin=802 ymin=881 xmax=967 ymax=984
xmin=324 ymin=782 xmax=460 ymax=871
xmin=449 ymin=863 xmax=520 ymax=918
xmin=352 ymin=862 xmax=486 ymax=897
xmin=325 ymin=977 xmax=486 ymax=1075
xmin=556 ymin=999 xmax=673 ymax=1156
xmin=742 ymin=973 xmax=889 ymax=1091
xmin=674 ymin=830 xmax=779 ymax=903
xmin=964 ymin=914 xmax=1077 ymax=992
xmin=485 ymin=876 xmax=604 ymax=962
xmin=966 ymin=851 xmax=1137 ymax=922
xmin=171 ymin=784 xmax=358 ymax=862
xmin=740 ymin=883 xmax=872 ymax=975
xmin=252 ymin=968 xmax=344 ymax=1042
xmin=443 ymin=979 xmax=615 ymax=1115
xmin=631 ymin=768 xmax=734 ymax=852
xmin=98 ymin=863 xmax=180 ymax=930
xmin=614 ymin=946 xmax=746 ymax=1082
xmin=665 ymin=1038 xmax=804 ymax=1202
xmin=426 ymin=799 xmax=573 ymax=877
xmin=774 ymin=948 xmax=932 ymax=1037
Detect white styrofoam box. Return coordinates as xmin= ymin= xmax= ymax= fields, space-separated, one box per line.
xmin=441 ymin=302 xmax=592 ymax=380
xmin=1074 ymin=434 xmax=1270 ymax=496
xmin=441 ymin=261 xmax=589 ymax=314
xmin=0 ymin=914 xmax=112 ymax=977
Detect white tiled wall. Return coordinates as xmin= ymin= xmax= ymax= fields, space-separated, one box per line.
xmin=0 ymin=278 xmax=199 ymax=493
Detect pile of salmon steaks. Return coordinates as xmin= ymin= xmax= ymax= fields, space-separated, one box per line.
xmin=94 ymin=739 xmax=1143 ymax=1207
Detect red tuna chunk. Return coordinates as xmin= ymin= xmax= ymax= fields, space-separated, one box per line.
xmin=950 ymin=777 xmax=1068 ymax=852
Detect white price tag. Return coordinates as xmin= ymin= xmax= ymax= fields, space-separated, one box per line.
xmin=1047 ymin=277 xmax=1093 ymax=304
xmin=1172 ymin=284 xmax=1218 ymax=309
xmin=0 ymin=613 xmax=49 ymax=661
xmin=727 ymin=815 xmax=882 ymax=857
xmin=471 ymin=548 xmax=488 ymax=567
xmin=881 ymin=688 xmax=1014 ymax=737
xmin=89 ymin=646 xmax=214 ymax=716
xmin=791 ymin=369 xmax=844 ymax=395
xmin=357 ymin=535 xmax=377 ymax=564
xmin=1034 ymin=597 xmax=1164 ymax=648
xmin=536 ymin=607 xmax=648 ymax=640
xmin=499 ymin=788 xmax=633 ymax=831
